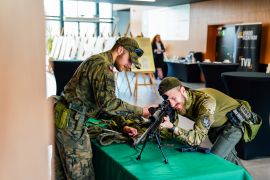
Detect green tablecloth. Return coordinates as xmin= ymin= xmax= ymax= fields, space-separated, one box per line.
xmin=92 ymin=140 xmax=252 ymax=180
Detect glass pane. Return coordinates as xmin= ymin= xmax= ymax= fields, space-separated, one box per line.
xmin=99 ymin=2 xmax=112 ymax=18
xmin=44 ymin=0 xmax=60 ymax=16
xmin=79 ymin=23 xmax=97 ymax=36
xmin=64 ymin=1 xmax=96 ymax=18
xmin=46 ymin=20 xmax=61 ymax=36
xmin=64 ymin=22 xmax=79 ymax=35
xmin=100 ymin=23 xmax=112 ymax=37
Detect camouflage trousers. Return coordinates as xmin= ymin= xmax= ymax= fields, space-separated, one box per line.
xmin=55 ymin=115 xmax=95 ymax=180
xmin=208 ymin=123 xmax=244 ymax=166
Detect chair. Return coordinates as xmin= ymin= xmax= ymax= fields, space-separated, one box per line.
xmin=52 ymin=60 xmax=83 ymax=95
xmin=222 ymin=72 xmax=270 ymax=159
xmin=199 ymin=63 xmax=239 ymax=93
xmin=193 ymin=52 xmax=203 ymax=62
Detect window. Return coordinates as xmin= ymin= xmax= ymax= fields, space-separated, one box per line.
xmin=44 ymin=0 xmax=60 ymax=16
xmin=44 ymin=0 xmax=113 ymax=36
xmin=99 ymin=3 xmax=113 ymax=37
xmin=100 ymin=23 xmax=112 ymax=37
xmin=64 ymin=1 xmax=96 ymax=18
xmin=64 ymin=22 xmax=78 ymax=35
xmin=44 ymin=0 xmax=61 ymax=36
xmin=99 ymin=2 xmax=112 ymax=18
xmin=46 ymin=20 xmax=61 ymax=36
xmin=80 ymin=23 xmax=97 ymax=36
xmin=63 ymin=22 xmax=98 ymax=36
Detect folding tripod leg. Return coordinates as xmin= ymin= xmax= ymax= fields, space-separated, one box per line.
xmin=155 ymin=133 xmax=168 ymax=164
xmin=136 ymin=133 xmax=150 ymax=160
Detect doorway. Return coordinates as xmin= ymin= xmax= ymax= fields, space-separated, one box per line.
xmin=206 ymin=24 xmax=236 ymax=62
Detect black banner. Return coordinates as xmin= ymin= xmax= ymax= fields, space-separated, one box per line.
xmin=233 ymin=23 xmax=262 ymax=71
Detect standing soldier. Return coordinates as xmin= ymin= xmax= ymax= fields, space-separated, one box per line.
xmin=54 ymin=37 xmax=150 ymax=179
xmin=157 ymin=77 xmax=261 ymax=166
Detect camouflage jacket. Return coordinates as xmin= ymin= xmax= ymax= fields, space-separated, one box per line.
xmin=173 ymin=88 xmax=240 ymax=146
xmin=61 ymin=50 xmax=143 ymax=128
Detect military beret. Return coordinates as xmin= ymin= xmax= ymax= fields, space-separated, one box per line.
xmin=158 ymin=77 xmax=182 ymax=98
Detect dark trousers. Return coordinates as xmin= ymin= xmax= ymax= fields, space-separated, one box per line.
xmin=208 ymin=123 xmax=244 ymax=166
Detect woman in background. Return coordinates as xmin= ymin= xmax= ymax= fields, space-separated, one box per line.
xmin=152 ymin=34 xmax=166 ymax=80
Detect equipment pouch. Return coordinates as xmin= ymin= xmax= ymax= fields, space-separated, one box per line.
xmin=235 ymin=99 xmax=262 ymax=142
xmin=242 ymin=113 xmax=262 ymax=142
xmin=54 ymin=102 xmax=71 ymax=129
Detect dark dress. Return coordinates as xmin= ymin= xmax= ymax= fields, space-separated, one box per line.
xmin=152 ymin=42 xmax=165 ymax=68
xmin=152 ymin=42 xmax=167 ymax=77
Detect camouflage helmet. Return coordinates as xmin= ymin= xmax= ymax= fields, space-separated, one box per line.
xmin=115 ymin=37 xmax=144 ymax=69
xmin=158 ymin=77 xmax=182 ymax=99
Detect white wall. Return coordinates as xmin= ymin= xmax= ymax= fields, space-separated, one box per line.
xmin=113 ymin=4 xmax=189 ymax=58
xmin=142 ymin=5 xmax=190 ymax=41
xmin=113 ymin=4 xmax=159 ymax=37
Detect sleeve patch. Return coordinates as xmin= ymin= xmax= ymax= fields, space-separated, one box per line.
xmin=201 ymin=116 xmax=211 ymax=129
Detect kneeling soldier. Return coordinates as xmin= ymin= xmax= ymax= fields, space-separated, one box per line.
xmin=158 ymin=77 xmax=261 ymax=166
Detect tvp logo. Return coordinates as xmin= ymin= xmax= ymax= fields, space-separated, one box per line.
xmin=240 ymin=57 xmax=252 ymax=68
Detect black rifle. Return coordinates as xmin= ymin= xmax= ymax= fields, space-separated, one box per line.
xmin=177 ymin=145 xmax=210 ymax=154
xmin=133 ymin=100 xmax=170 ymax=164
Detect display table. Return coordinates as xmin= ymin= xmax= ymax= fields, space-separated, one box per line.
xmin=52 ymin=60 xmax=83 ymax=95
xmin=92 ymin=140 xmax=251 ymax=180
xmin=199 ymin=63 xmax=239 ymax=93
xmin=222 ymin=72 xmax=270 ymax=159
xmin=166 ymin=61 xmax=201 ymax=82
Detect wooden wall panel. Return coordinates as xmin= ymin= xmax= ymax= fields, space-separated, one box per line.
xmin=164 ymin=0 xmax=270 ymax=64
xmin=205 ymin=25 xmax=219 ymax=61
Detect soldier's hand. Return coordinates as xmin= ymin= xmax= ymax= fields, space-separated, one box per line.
xmin=142 ymin=107 xmax=151 ymax=118
xmin=123 ymin=126 xmax=138 ymax=137
xmin=163 ymin=116 xmax=170 ymax=122
xmin=160 ymin=116 xmax=174 ymax=129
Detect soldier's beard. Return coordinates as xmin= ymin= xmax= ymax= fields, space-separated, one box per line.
xmin=174 ymin=96 xmax=187 ymax=115
xmin=114 ymin=53 xmax=125 ymax=72
xmin=114 ymin=61 xmax=122 ymax=72
xmin=175 ymin=104 xmax=186 ymax=115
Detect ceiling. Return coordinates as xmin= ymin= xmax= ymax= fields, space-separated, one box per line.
xmin=82 ymin=0 xmax=212 ymax=7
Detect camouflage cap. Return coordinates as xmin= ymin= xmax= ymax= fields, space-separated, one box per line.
xmin=115 ymin=37 xmax=144 ymax=69
xmin=158 ymin=77 xmax=182 ymax=98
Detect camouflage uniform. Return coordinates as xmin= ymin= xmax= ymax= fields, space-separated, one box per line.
xmin=54 ymin=37 xmax=144 ymax=179
xmin=158 ymin=77 xmax=247 ymax=166
xmin=173 ymin=88 xmax=243 ymax=165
